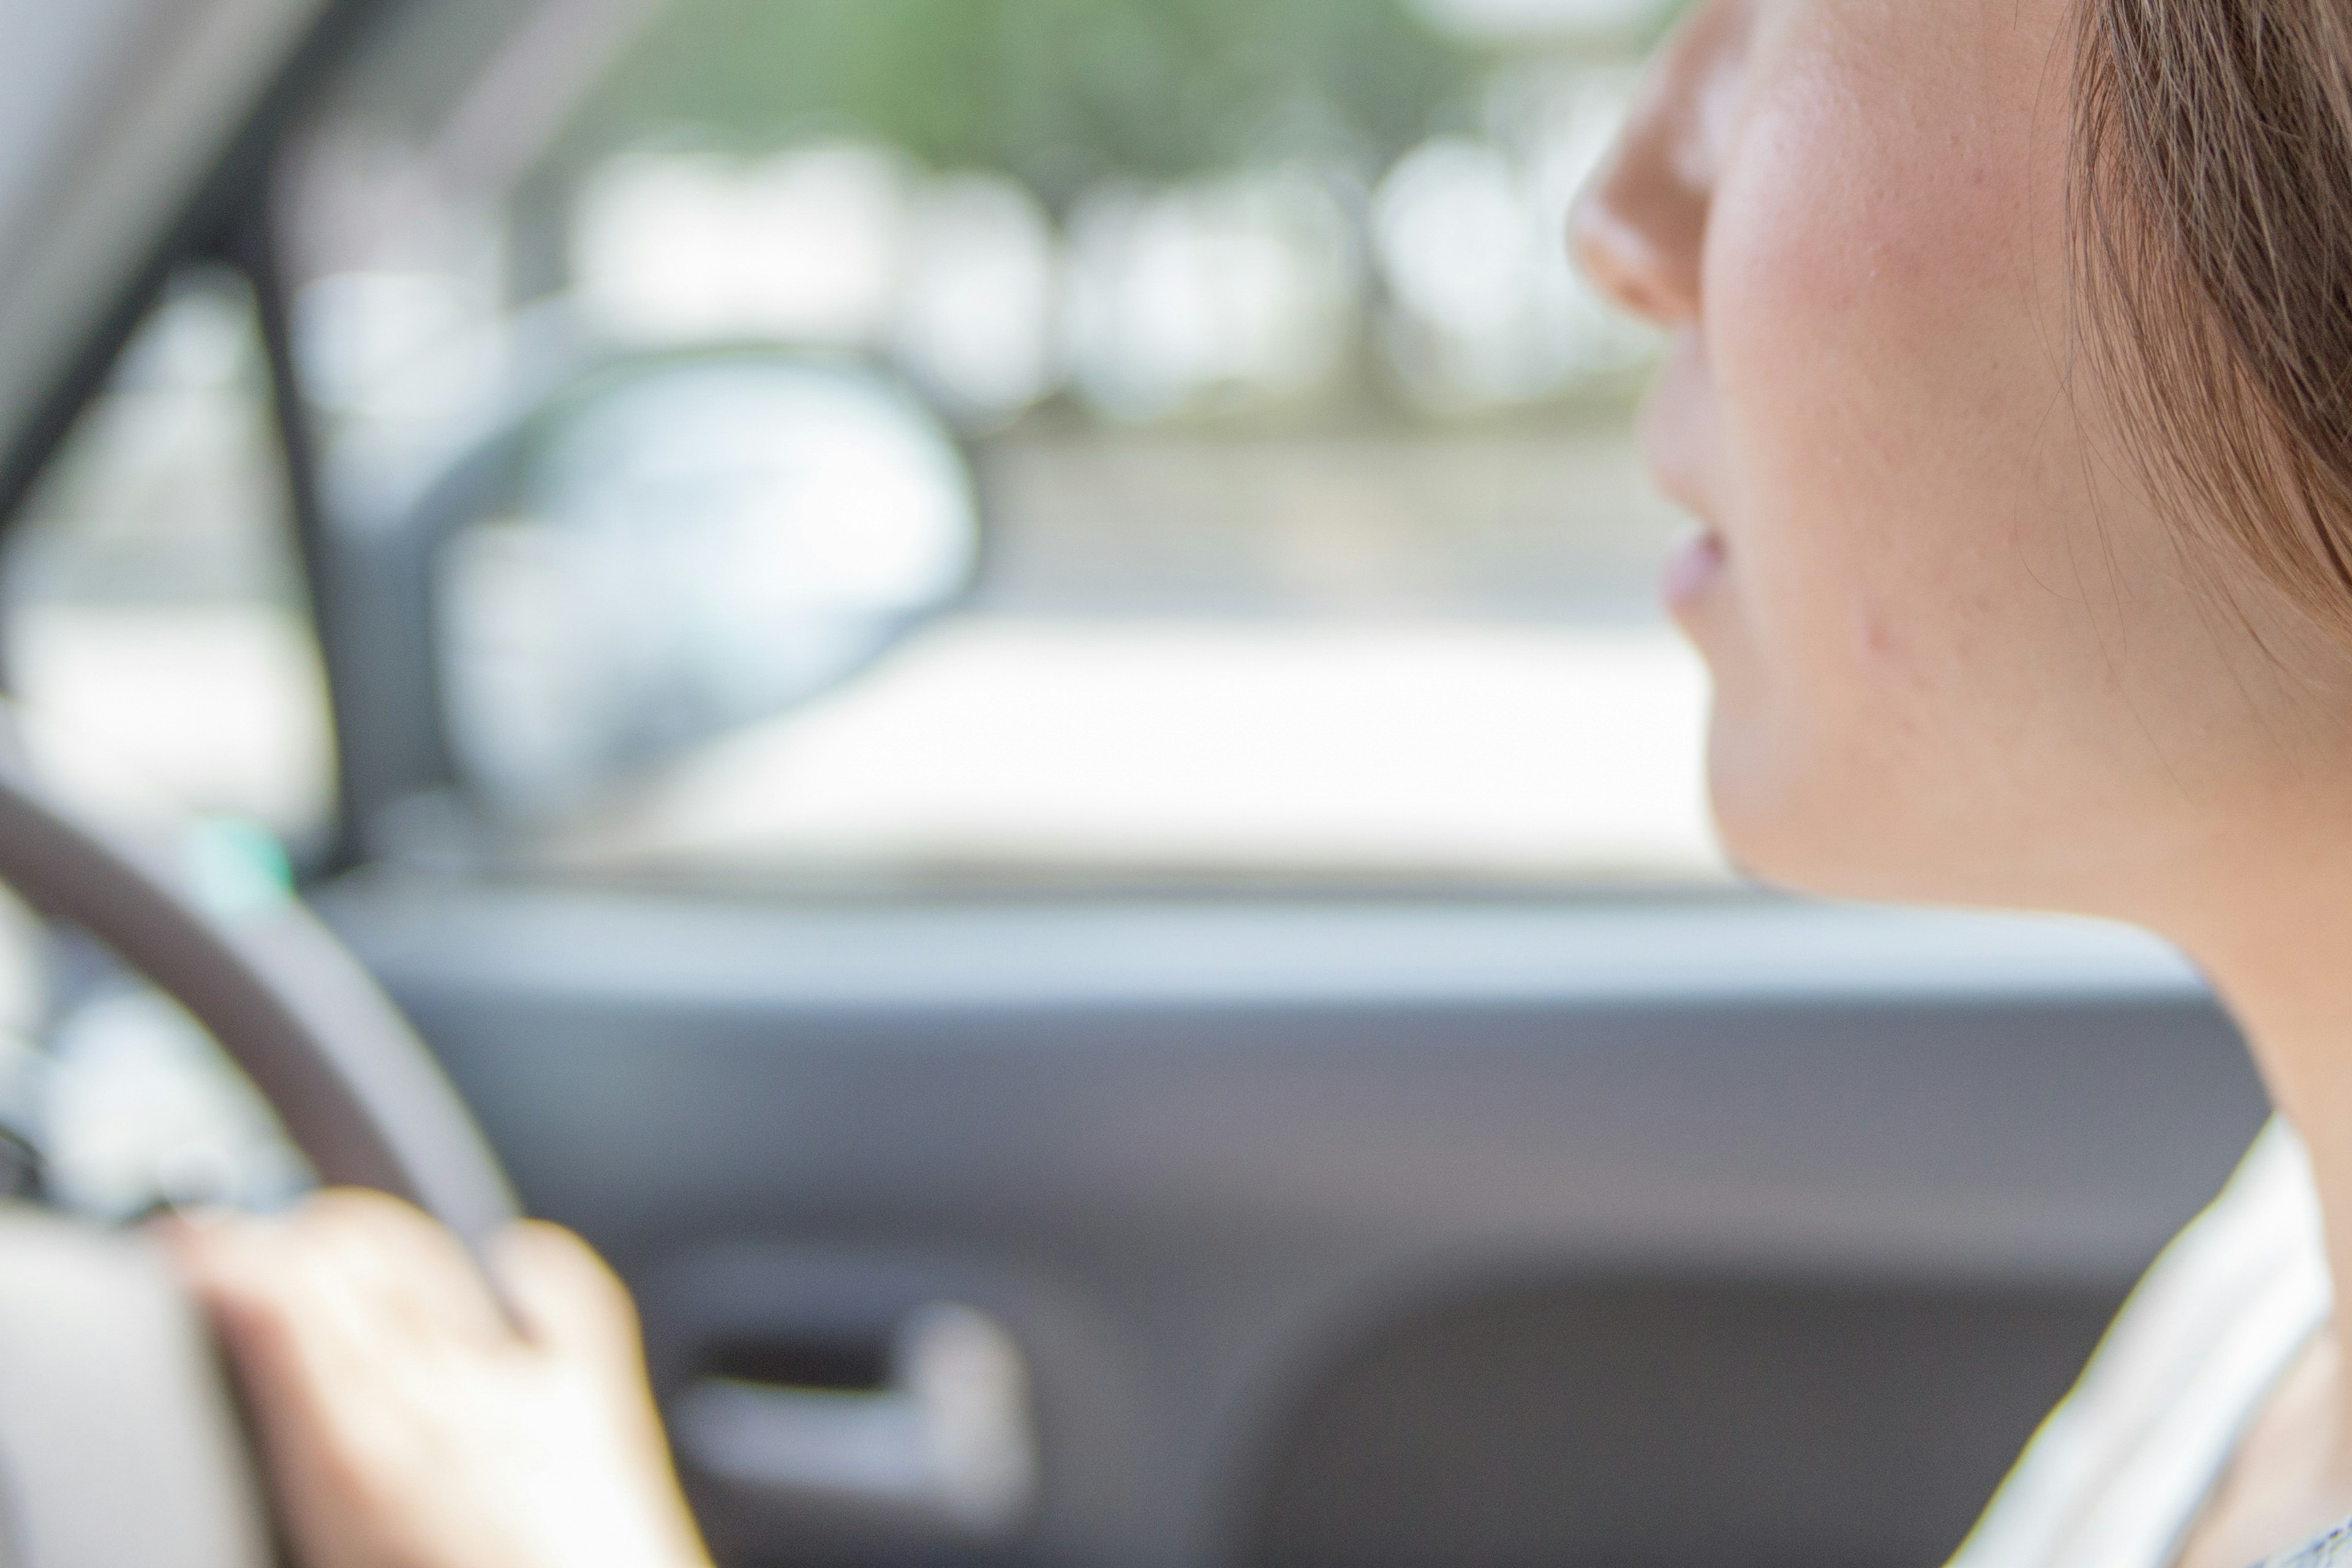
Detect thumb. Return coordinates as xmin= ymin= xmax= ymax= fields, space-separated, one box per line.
xmin=491 ymin=1221 xmax=644 ymax=1367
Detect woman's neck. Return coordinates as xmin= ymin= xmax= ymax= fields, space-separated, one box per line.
xmin=2154 ymin=850 xmax=2352 ymax=1507
xmin=2170 ymin=853 xmax=2352 ymax=1368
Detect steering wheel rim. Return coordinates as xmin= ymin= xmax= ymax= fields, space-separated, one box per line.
xmin=0 ymin=734 xmax=518 ymax=1243
xmin=0 ymin=724 xmax=522 ymax=1568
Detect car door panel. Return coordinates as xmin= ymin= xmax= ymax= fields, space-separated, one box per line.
xmin=323 ymin=885 xmax=2267 ymax=1568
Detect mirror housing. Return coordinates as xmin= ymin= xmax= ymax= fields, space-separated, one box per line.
xmin=322 ymin=350 xmax=981 ymax=860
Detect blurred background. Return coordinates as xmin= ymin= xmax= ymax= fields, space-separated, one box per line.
xmin=3 ymin=0 xmax=1714 ymax=898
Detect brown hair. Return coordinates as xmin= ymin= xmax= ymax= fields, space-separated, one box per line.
xmin=2073 ymin=0 xmax=2352 ymax=643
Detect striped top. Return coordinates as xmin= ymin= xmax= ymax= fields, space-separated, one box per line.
xmin=2270 ymin=1519 xmax=2352 ymax=1568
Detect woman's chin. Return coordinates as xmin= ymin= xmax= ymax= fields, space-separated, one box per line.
xmin=1701 ymin=723 xmax=1936 ymax=904
xmin=1712 ymin=809 xmax=1923 ymax=903
xmin=1676 ymin=615 xmax=1928 ymax=902
xmin=1705 ymin=755 xmax=2039 ymax=911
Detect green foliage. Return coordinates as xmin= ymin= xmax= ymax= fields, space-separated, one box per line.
xmin=571 ymin=0 xmax=1490 ymax=205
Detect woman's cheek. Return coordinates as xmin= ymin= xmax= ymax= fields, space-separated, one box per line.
xmin=1692 ymin=166 xmax=2004 ymax=888
xmin=1678 ymin=0 xmax=2154 ymax=902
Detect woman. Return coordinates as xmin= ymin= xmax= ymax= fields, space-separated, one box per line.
xmin=165 ymin=0 xmax=2352 ymax=1564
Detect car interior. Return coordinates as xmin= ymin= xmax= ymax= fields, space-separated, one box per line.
xmin=0 ymin=2 xmax=2275 ymax=1567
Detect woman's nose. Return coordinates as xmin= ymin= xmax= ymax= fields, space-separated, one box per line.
xmin=1569 ymin=1 xmax=1744 ymax=327
xmin=1570 ymin=136 xmax=1706 ymax=325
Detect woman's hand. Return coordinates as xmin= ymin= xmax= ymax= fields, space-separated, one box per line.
xmin=162 ymin=1191 xmax=714 ymax=1568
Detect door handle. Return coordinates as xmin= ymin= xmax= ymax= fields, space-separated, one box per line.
xmin=671 ymin=1302 xmax=1037 ymax=1539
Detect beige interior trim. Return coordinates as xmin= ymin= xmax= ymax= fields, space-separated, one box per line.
xmin=0 ymin=1207 xmax=270 ymax=1568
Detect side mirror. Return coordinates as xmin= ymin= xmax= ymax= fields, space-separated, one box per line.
xmin=326 ymin=352 xmax=981 ymax=855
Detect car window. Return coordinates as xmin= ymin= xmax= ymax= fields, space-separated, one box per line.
xmin=2 ymin=266 xmax=338 ymax=858
xmin=0 ymin=265 xmax=326 ymax=1221
xmin=279 ymin=0 xmax=1721 ymax=893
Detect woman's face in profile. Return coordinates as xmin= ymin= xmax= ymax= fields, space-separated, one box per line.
xmin=1574 ymin=0 xmax=2352 ymax=924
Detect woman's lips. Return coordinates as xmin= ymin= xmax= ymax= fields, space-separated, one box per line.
xmin=1662 ymin=526 xmax=1727 ymax=610
xmin=1638 ymin=337 xmax=1728 ymax=614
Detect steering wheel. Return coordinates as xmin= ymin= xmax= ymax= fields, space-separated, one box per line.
xmin=0 ymin=732 xmax=518 ymax=1568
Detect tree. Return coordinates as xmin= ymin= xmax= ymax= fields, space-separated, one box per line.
xmin=568 ymin=0 xmax=1491 ymax=206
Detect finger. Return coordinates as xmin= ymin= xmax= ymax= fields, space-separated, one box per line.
xmin=153 ymin=1207 xmax=247 ymax=1298
xmin=161 ymin=1212 xmax=448 ymax=1566
xmin=293 ymin=1190 xmax=512 ymax=1352
xmin=162 ymin=1212 xmax=396 ymax=1450
xmin=491 ymin=1223 xmax=710 ymax=1561
xmin=166 ymin=1202 xmax=473 ymax=1431
xmin=160 ymin=1210 xmax=330 ymax=1344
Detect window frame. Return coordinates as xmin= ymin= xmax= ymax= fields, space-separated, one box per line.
xmin=0 ymin=1 xmax=397 ymax=880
